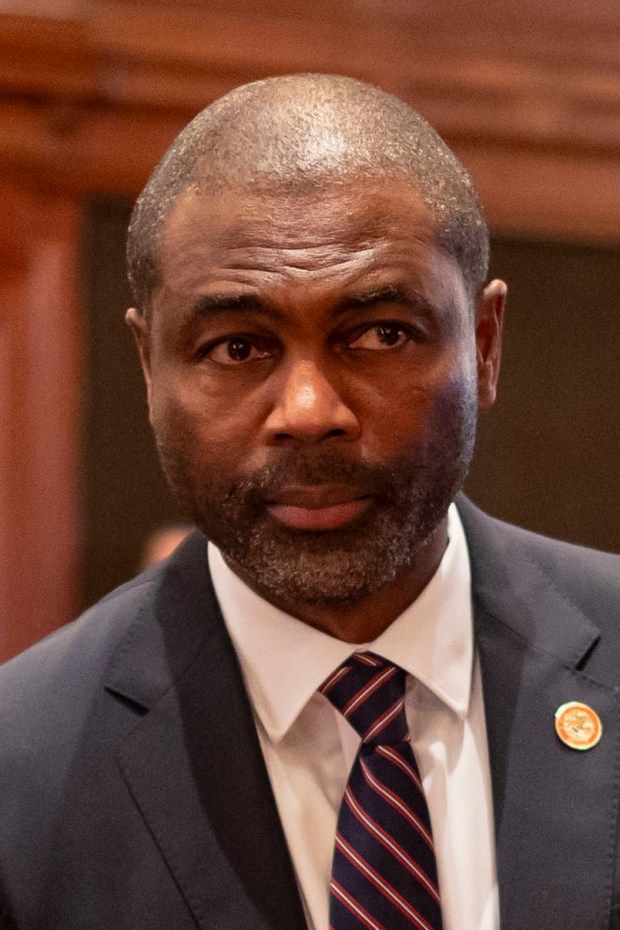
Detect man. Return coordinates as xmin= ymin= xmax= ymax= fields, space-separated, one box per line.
xmin=0 ymin=74 xmax=619 ymax=930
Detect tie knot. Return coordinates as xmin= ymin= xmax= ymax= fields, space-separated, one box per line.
xmin=319 ymin=652 xmax=409 ymax=746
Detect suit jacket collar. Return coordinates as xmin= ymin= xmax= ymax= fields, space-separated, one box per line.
xmin=457 ymin=494 xmax=600 ymax=666
xmin=458 ymin=495 xmax=619 ymax=929
xmin=106 ymin=531 xmax=308 ymax=930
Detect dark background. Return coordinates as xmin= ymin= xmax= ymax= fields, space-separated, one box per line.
xmin=80 ymin=195 xmax=620 ymax=609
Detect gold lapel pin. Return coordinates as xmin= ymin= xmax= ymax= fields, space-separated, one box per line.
xmin=555 ymin=701 xmax=602 ymax=751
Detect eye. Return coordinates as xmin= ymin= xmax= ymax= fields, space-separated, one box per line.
xmin=347 ymin=323 xmax=412 ymax=351
xmin=202 ymin=336 xmax=274 ymax=366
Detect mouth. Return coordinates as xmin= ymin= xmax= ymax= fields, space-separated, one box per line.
xmin=266 ymin=484 xmax=372 ymax=531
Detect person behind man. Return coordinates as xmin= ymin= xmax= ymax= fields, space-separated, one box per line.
xmin=0 ymin=74 xmax=619 ymax=930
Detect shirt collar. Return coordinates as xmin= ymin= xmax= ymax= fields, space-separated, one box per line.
xmin=209 ymin=503 xmax=473 ymax=744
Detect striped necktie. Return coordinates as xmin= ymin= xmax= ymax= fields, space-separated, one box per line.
xmin=320 ymin=652 xmax=443 ymax=930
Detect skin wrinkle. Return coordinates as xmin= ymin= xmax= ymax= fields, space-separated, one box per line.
xmin=158 ymin=198 xmax=457 ymax=334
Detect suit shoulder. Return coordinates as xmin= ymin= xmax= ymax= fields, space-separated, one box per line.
xmin=0 ymin=529 xmax=210 ymax=723
xmin=458 ymin=495 xmax=620 ymax=607
xmin=0 ymin=565 xmax=161 ymax=713
xmin=459 ymin=492 xmax=618 ymax=561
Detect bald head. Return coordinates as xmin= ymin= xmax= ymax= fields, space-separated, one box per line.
xmin=127 ymin=74 xmax=489 ymax=312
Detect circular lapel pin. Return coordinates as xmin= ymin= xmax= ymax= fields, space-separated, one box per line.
xmin=555 ymin=701 xmax=602 ymax=750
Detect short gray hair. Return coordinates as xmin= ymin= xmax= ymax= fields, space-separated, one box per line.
xmin=127 ymin=73 xmax=489 ymax=313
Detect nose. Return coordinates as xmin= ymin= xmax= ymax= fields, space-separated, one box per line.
xmin=263 ymin=358 xmax=361 ymax=444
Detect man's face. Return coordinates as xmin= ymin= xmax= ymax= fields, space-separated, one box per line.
xmin=129 ymin=177 xmax=503 ymax=620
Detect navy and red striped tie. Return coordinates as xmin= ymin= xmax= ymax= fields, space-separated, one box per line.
xmin=320 ymin=652 xmax=443 ymax=930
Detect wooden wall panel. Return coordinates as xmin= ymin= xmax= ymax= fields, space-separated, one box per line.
xmin=0 ymin=178 xmax=81 ymax=659
xmin=454 ymin=144 xmax=620 ymax=242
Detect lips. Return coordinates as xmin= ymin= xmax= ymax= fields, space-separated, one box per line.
xmin=266 ymin=484 xmax=372 ymax=531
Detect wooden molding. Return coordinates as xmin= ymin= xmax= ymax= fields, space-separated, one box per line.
xmin=0 ymin=4 xmax=619 ymax=228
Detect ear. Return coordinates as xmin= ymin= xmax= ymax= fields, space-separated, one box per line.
xmin=475 ymin=279 xmax=507 ymax=409
xmin=125 ymin=307 xmax=154 ymax=417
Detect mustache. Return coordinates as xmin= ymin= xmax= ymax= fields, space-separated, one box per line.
xmin=223 ymin=451 xmax=418 ymax=508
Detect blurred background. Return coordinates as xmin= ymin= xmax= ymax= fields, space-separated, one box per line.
xmin=0 ymin=0 xmax=619 ymax=659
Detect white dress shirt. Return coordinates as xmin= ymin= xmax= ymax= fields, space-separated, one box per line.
xmin=208 ymin=504 xmax=499 ymax=930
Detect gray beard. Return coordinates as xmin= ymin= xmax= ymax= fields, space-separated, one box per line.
xmin=156 ymin=386 xmax=477 ymax=608
xmin=220 ymin=461 xmax=457 ymax=607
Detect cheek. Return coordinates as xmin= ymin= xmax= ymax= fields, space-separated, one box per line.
xmin=374 ymin=349 xmax=471 ymax=422
xmin=371 ymin=368 xmax=476 ymax=456
xmin=149 ymin=378 xmax=204 ymax=457
xmin=149 ymin=378 xmax=259 ymax=477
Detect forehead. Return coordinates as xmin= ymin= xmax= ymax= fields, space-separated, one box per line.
xmin=154 ymin=177 xmax=467 ymax=312
xmin=161 ymin=176 xmax=433 ymax=255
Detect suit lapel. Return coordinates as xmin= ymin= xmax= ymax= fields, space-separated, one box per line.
xmin=105 ymin=532 xmax=308 ymax=930
xmin=459 ymin=497 xmax=620 ymax=930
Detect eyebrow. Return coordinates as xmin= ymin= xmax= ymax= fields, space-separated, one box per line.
xmin=187 ymin=284 xmax=436 ymax=323
xmin=191 ymin=293 xmax=273 ymax=318
xmin=335 ymin=285 xmax=412 ymax=312
xmin=333 ymin=284 xmax=438 ymax=319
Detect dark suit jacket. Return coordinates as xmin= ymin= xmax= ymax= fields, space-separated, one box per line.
xmin=1 ymin=497 xmax=619 ymax=929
